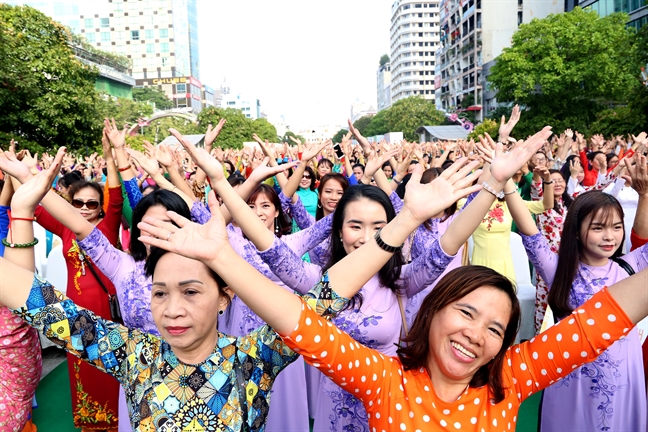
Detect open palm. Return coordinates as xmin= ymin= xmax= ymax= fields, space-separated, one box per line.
xmin=490 ymin=126 xmax=552 ymax=185
xmin=0 ymin=149 xmax=32 ymax=182
xmin=12 ymin=147 xmax=65 ymax=214
xmin=138 ymin=194 xmax=230 ymax=264
xmin=403 ymin=158 xmax=482 ymax=223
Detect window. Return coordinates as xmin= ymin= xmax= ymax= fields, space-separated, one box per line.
xmin=146 ymin=43 xmax=155 ymax=54
xmin=100 ymin=18 xmax=109 ymax=28
xmin=159 ymin=28 xmax=168 ymax=38
xmin=161 ymin=57 xmax=168 ymax=66
xmin=84 ymin=18 xmax=94 ymax=28
xmin=85 ymin=33 xmax=95 ymax=42
xmin=161 ymin=42 xmax=169 ymax=53
xmin=131 ymin=30 xmax=140 ymax=40
xmin=145 ymin=29 xmax=154 ymax=39
xmin=176 ymin=83 xmax=186 ymax=93
xmin=227 ymin=101 xmax=236 ymax=106
xmin=100 ymin=32 xmax=110 ymax=42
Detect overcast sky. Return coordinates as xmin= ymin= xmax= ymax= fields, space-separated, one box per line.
xmin=198 ymin=0 xmax=393 ymax=129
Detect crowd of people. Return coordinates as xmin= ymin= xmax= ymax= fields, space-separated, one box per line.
xmin=0 ymin=109 xmax=647 ymax=432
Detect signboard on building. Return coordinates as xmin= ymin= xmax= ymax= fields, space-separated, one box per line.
xmin=152 ymin=77 xmax=187 ymax=85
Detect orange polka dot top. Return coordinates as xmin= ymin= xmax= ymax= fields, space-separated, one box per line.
xmin=280 ymin=288 xmax=633 ymax=432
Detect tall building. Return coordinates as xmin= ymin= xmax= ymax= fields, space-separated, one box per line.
xmin=377 ymin=61 xmax=392 ymax=111
xmin=221 ymin=94 xmax=262 ymax=119
xmin=10 ymin=0 xmax=200 ymax=80
xmin=389 ymin=0 xmax=441 ymax=103
xmin=436 ymin=0 xmax=563 ymax=120
xmin=569 ymin=0 xmax=647 ymax=29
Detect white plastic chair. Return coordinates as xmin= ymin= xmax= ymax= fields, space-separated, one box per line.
xmin=510 ymin=232 xmax=535 ymax=342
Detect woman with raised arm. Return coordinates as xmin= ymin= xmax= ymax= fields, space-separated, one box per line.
xmin=134 ymin=128 xmax=648 ymax=432
xmin=505 ymin=152 xmax=648 ymax=431
xmin=175 ymin=127 xmax=551 ymax=432
xmin=0 ymin=149 xmax=362 ymax=432
xmin=7 ymin=131 xmax=124 ymax=431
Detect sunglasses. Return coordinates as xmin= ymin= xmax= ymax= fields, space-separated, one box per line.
xmin=71 ymin=199 xmax=100 ymax=210
xmin=302 ymin=174 xmax=312 ymax=179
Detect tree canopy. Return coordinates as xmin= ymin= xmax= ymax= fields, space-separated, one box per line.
xmin=383 ymin=97 xmax=445 ymax=141
xmin=380 ymin=54 xmax=390 ymax=67
xmin=352 ymin=115 xmax=374 ymax=136
xmin=0 ymin=4 xmax=102 ymax=153
xmin=488 ymin=7 xmax=641 ymax=136
xmin=133 ymin=87 xmax=174 ymax=110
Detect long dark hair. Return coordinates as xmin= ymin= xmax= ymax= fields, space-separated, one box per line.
xmin=397 ymin=266 xmax=521 ymax=404
xmin=131 ymin=190 xmax=192 ymax=261
xmin=549 ymin=169 xmax=573 ymax=213
xmin=247 ymin=184 xmax=292 ymax=237
xmin=68 ymin=181 xmax=106 ymax=218
xmin=548 ymin=191 xmax=625 ymax=318
xmin=322 ymin=185 xmax=403 ymax=307
xmin=315 ymin=173 xmax=349 ymax=221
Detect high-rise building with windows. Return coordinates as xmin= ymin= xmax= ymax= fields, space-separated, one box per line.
xmin=389 ymin=0 xmax=441 ymax=103
xmin=567 ymin=0 xmax=647 ymax=29
xmin=10 ymin=0 xmax=200 ymax=80
xmin=377 ymin=61 xmax=392 ymax=111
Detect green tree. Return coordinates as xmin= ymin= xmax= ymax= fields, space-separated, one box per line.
xmin=133 ymin=87 xmax=174 ymax=110
xmin=251 ymin=118 xmax=278 ymax=142
xmin=0 ymin=4 xmax=102 ymax=153
xmin=97 ymin=95 xmax=154 ymax=126
xmin=467 ymin=119 xmax=498 ymax=140
xmin=140 ymin=116 xmax=197 ymax=144
xmin=353 ymin=115 xmax=374 ymax=136
xmin=331 ymin=128 xmax=348 ymax=143
xmin=281 ymin=131 xmax=307 ymax=144
xmin=364 ymin=110 xmax=389 ymax=137
xmin=195 ymin=107 xmax=253 ymax=149
xmin=488 ymin=8 xmax=640 ymax=137
xmin=380 ymin=54 xmax=390 ymax=67
xmin=382 ymin=97 xmax=446 ymax=141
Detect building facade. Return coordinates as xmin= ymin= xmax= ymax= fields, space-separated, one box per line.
xmin=389 ymin=0 xmax=442 ymax=103
xmin=135 ymin=76 xmax=203 ymax=113
xmin=377 ymin=61 xmax=393 ymax=111
xmin=436 ymin=0 xmax=563 ymax=121
xmin=221 ymin=94 xmax=261 ymax=119
xmin=10 ymin=0 xmax=201 ymax=81
xmin=570 ymin=0 xmax=647 ymax=29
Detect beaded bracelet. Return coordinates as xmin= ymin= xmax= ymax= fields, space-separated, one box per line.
xmin=374 ymin=228 xmax=403 ymax=254
xmin=1 ymin=237 xmax=39 ymax=248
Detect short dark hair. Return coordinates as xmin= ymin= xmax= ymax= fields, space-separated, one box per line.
xmin=302 ymin=166 xmax=317 ymax=191
xmin=131 ymin=190 xmax=192 ymax=261
xmin=145 ymin=247 xmax=230 ymax=310
xmin=397 ymin=266 xmax=521 ymax=404
xmin=352 ymin=163 xmax=365 ymax=173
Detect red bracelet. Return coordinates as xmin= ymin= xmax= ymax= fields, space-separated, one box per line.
xmin=118 ymin=166 xmax=131 ymax=172
xmin=11 ymin=216 xmax=36 ymax=221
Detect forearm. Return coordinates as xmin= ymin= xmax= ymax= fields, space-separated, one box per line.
xmin=433 ymin=150 xmax=449 ymax=168
xmin=542 ymin=182 xmax=554 ymax=210
xmin=114 ymin=148 xmax=135 ymax=181
xmin=41 ymin=190 xmax=94 ymax=239
xmin=105 ymin=157 xmax=121 ymax=188
xmin=4 ymin=218 xmax=36 ymax=272
xmin=373 ymin=169 xmax=392 ymax=196
xmin=214 ymin=178 xmax=274 ymax=250
xmin=0 ymin=174 xmax=15 ymax=206
xmin=633 ymin=194 xmax=648 ymax=240
xmin=607 ymin=267 xmax=648 ymax=325
xmin=207 ymin=245 xmax=302 ymax=335
xmin=283 ymin=161 xmax=307 ymax=198
xmin=440 ymin=188 xmax=496 ymax=255
xmin=167 ymin=167 xmax=196 ymax=201
xmin=504 ymin=180 xmax=540 ymax=236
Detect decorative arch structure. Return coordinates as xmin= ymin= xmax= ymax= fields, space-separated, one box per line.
xmin=127 ymin=110 xmax=198 ymax=135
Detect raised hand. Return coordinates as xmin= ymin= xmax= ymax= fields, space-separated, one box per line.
xmin=138 ymin=191 xmax=230 ymax=264
xmin=476 ymin=133 xmax=497 ymax=164
xmin=11 ymin=147 xmax=66 ymax=216
xmin=301 ymin=139 xmax=330 ymax=161
xmin=402 ymin=158 xmax=482 ymax=224
xmin=0 ymin=147 xmax=32 ymax=182
xmin=124 ymin=147 xmax=159 ymax=176
xmin=347 ymin=119 xmax=371 ymax=157
xmin=364 ymin=148 xmax=399 ymax=178
xmin=489 ymin=126 xmax=553 ymax=187
xmin=498 ymin=104 xmax=520 ymax=142
xmin=623 ymin=153 xmax=648 ymax=196
xmin=204 ymin=118 xmax=227 ymax=149
xmin=104 ymin=118 xmax=128 ymax=149
xmin=248 ymin=157 xmax=298 ymax=184
xmin=633 ymin=132 xmax=648 ymax=147
xmin=533 ymin=166 xmax=551 ymax=182
xmin=169 ymin=128 xmax=223 ymax=182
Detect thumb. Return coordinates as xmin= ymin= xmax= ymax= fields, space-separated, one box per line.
xmin=207 ymin=190 xmax=224 ymax=224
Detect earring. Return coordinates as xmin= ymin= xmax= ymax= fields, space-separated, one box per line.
xmin=274 ymin=217 xmax=279 ymax=234
xmin=218 ymin=310 xmax=224 ymax=316
xmin=317 ymin=202 xmax=322 ymax=209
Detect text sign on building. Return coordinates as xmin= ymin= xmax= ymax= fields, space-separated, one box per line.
xmin=153 ymin=77 xmax=187 ymax=85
